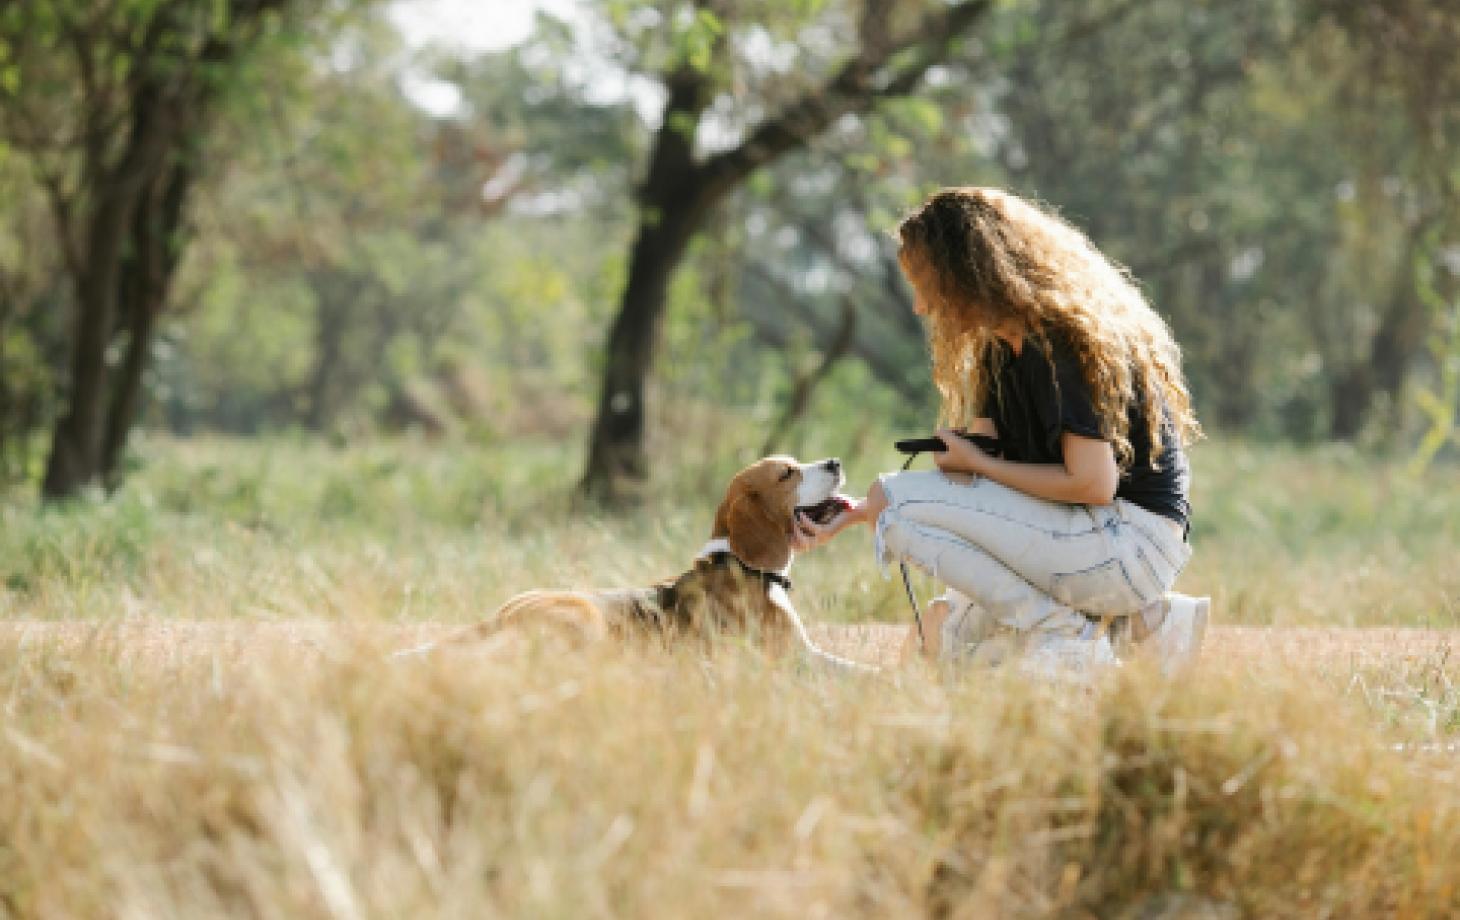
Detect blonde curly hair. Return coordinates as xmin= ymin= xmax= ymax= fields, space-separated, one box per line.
xmin=896 ymin=186 xmax=1201 ymax=468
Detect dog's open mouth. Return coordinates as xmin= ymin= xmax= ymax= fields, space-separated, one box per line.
xmin=796 ymin=495 xmax=853 ymax=526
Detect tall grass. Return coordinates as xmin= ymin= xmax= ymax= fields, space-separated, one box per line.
xmin=1 ymin=435 xmax=1457 ymax=916
xmin=1 ymin=625 xmax=1457 ymax=917
xmin=2 ymin=435 xmax=1457 ymax=628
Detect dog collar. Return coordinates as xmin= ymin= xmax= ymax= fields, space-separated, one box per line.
xmin=700 ymin=550 xmax=792 ymax=594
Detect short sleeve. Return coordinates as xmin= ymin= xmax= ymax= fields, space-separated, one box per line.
xmin=1043 ymin=336 xmax=1105 ymax=451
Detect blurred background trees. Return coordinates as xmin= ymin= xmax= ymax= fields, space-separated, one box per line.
xmin=0 ymin=0 xmax=303 ymax=497
xmin=1 ymin=0 xmax=1457 ymax=501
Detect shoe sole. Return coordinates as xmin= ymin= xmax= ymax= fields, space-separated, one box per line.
xmin=1192 ymin=596 xmax=1211 ymax=650
xmin=1174 ymin=596 xmax=1211 ymax=678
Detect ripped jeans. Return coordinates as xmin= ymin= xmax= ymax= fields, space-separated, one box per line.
xmin=875 ymin=470 xmax=1192 ymax=649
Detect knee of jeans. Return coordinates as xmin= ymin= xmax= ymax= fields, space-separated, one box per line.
xmin=874 ymin=508 xmax=912 ymax=574
xmin=874 ymin=506 xmax=917 ymax=568
xmin=870 ymin=505 xmax=916 ymax=563
xmin=873 ymin=472 xmax=904 ymax=514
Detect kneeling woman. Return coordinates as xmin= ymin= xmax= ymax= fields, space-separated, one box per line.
xmin=797 ymin=187 xmax=1207 ymax=672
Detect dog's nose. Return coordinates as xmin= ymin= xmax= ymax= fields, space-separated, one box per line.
xmin=823 ymin=458 xmax=842 ymax=473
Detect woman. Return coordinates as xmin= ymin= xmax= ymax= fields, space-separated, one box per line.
xmin=796 ymin=187 xmax=1208 ymax=674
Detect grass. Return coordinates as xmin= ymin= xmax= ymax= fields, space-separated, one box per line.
xmin=1 ymin=434 xmax=1459 ymax=916
xmin=2 ymin=624 xmax=1457 ymax=917
xmin=3 ymin=435 xmax=1457 ymax=628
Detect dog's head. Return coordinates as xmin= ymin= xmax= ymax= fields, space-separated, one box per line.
xmin=711 ymin=455 xmax=847 ymax=573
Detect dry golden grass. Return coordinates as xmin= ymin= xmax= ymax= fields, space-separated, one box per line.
xmin=2 ymin=620 xmax=1458 ymax=918
xmin=2 ymin=437 xmax=1458 ymax=917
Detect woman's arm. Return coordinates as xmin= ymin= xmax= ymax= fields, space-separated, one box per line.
xmin=967 ymin=416 xmax=997 ymax=437
xmin=788 ymin=416 xmax=1101 ymax=553
xmin=934 ymin=426 xmax=1119 ymax=505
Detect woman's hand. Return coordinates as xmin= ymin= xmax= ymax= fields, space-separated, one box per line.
xmin=790 ymin=499 xmax=868 ymax=553
xmin=932 ymin=427 xmax=992 ymax=476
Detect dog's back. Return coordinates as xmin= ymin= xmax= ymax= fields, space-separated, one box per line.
xmin=450 ymin=589 xmax=617 ymax=646
xmin=395 ymin=455 xmax=849 ymax=662
xmin=425 ymin=557 xmax=788 ymax=652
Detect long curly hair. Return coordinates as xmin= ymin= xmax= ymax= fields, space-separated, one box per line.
xmin=896 ymin=186 xmax=1200 ymax=468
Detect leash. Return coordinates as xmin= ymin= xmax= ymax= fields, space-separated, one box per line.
xmin=897 ymin=450 xmax=927 ymax=651
xmin=891 ymin=432 xmax=1002 ymax=653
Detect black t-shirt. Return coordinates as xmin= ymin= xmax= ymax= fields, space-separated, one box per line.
xmin=982 ymin=332 xmax=1191 ymax=529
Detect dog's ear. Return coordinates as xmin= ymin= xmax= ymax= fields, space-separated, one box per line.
xmin=722 ymin=491 xmax=792 ymax=574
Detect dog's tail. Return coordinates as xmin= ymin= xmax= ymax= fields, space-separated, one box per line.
xmin=391 ymin=591 xmax=608 ymax=659
xmin=491 ymin=590 xmax=609 ymax=641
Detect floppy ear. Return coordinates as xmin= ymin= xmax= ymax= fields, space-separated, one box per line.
xmin=723 ymin=492 xmax=792 ymax=573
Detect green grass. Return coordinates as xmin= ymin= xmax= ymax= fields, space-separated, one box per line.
xmin=1 ymin=435 xmax=1458 ymax=917
xmin=2 ymin=435 xmax=1456 ymax=628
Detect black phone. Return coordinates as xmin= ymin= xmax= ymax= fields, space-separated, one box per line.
xmin=894 ymin=432 xmax=1002 ymax=456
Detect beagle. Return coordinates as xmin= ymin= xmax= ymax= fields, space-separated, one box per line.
xmin=399 ymin=456 xmax=869 ymax=672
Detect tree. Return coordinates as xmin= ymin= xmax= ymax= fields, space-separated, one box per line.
xmin=578 ymin=0 xmax=992 ymax=504
xmin=0 ymin=148 xmax=70 ymax=483
xmin=166 ymin=28 xmax=640 ymax=436
xmin=1309 ymin=0 xmax=1460 ymax=439
xmin=0 ymin=0 xmax=294 ymax=498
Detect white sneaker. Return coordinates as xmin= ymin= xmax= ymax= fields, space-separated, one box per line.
xmin=1019 ymin=631 xmax=1120 ymax=685
xmin=1144 ymin=592 xmax=1210 ymax=677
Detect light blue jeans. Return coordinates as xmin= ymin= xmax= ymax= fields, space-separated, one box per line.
xmin=875 ymin=470 xmax=1192 ymax=645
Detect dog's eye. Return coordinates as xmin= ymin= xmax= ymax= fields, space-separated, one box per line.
xmin=778 ymin=466 xmax=797 ymax=482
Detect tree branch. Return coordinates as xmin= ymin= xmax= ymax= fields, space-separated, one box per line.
xmin=739 ymin=260 xmax=927 ymax=403
xmin=33 ymin=165 xmax=84 ymax=280
xmin=636 ymin=12 xmax=731 ymax=208
xmin=760 ymin=297 xmax=858 ymax=455
xmin=695 ymin=0 xmax=991 ymax=199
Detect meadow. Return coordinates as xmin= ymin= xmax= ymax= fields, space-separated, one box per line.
xmin=2 ymin=434 xmax=1458 ymax=917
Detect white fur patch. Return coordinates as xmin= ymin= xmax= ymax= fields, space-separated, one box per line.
xmin=696 ymin=538 xmax=732 ymax=560
xmin=769 ymin=582 xmax=877 ymax=675
xmin=795 ymin=459 xmax=845 ymax=508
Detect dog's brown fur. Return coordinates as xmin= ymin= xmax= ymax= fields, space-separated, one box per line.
xmin=435 ymin=457 xmax=814 ymax=655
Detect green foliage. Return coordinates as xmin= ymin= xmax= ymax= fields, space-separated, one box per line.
xmin=2 ymin=488 xmax=159 ymax=593
xmin=675 ymin=8 xmax=723 ymax=73
xmin=1409 ymin=299 xmax=1460 ymax=476
xmin=2 ymin=435 xmax=1455 ymax=629
xmin=2 ymin=0 xmax=1459 ymax=488
xmin=1184 ymin=440 xmax=1460 ymax=626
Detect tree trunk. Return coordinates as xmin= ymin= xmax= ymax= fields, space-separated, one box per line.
xmin=42 ymin=191 xmax=139 ymax=498
xmin=32 ymin=0 xmax=288 ymax=500
xmin=578 ymin=60 xmax=720 ymax=505
xmin=578 ymin=1 xmax=992 ymax=505
xmin=580 ymin=205 xmax=704 ymax=503
xmin=1327 ymin=221 xmax=1431 ymax=440
xmin=101 ymin=161 xmax=193 ymax=487
xmin=1327 ymin=367 xmax=1372 ymax=440
xmin=304 ymin=271 xmax=366 ymax=430
xmin=40 ymin=44 xmax=180 ymax=499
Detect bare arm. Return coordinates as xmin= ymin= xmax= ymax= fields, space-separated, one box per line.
xmin=967 ymin=416 xmax=997 ymax=437
xmin=934 ymin=426 xmax=1119 ymax=505
xmin=789 ymin=420 xmax=1117 ymax=552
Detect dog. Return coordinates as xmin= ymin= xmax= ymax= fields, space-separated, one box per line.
xmin=397 ymin=455 xmax=870 ymax=671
